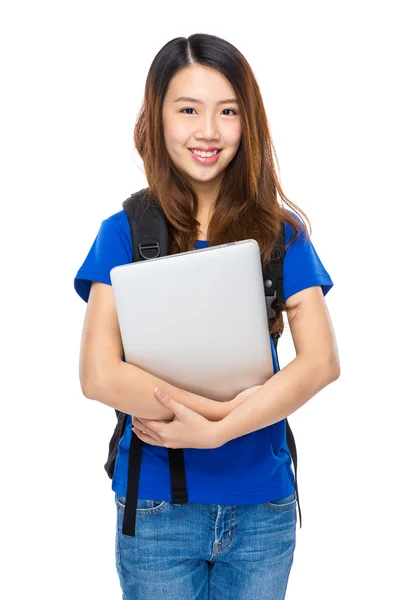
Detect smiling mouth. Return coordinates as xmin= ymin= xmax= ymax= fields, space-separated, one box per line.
xmin=189 ymin=148 xmax=222 ymax=156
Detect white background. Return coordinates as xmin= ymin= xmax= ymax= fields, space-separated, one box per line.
xmin=1 ymin=1 xmax=411 ymax=598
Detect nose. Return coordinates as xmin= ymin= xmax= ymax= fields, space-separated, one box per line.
xmin=194 ymin=113 xmax=220 ymax=143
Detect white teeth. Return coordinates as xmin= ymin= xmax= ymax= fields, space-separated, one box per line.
xmin=191 ymin=149 xmax=219 ymax=157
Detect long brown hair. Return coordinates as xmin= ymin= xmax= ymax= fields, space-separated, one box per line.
xmin=133 ymin=33 xmax=311 ymax=338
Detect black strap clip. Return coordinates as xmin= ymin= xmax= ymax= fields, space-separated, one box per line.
xmin=264 ymin=277 xmax=278 ymax=319
xmin=266 ymin=293 xmax=277 ymax=319
xmin=138 ymin=242 xmax=160 ymax=260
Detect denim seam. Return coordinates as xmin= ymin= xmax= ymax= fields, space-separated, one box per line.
xmin=116 ymin=513 xmax=126 ymax=586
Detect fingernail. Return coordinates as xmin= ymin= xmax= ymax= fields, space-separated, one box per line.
xmin=154 ymin=387 xmax=165 ymax=398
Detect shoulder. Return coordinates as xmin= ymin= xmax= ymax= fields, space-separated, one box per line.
xmin=100 ymin=208 xmax=130 ymax=237
xmin=96 ymin=209 xmax=132 ymax=257
xmin=282 ymin=210 xmax=308 ymax=246
xmin=74 ymin=209 xmax=132 ymax=302
xmin=281 ymin=210 xmax=334 ymax=302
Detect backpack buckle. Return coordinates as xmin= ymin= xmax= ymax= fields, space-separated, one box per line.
xmin=138 ymin=242 xmax=160 ymax=260
xmin=266 ymin=293 xmax=277 ymax=319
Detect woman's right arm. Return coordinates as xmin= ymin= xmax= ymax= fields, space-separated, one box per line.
xmin=79 ymin=281 xmax=235 ymax=422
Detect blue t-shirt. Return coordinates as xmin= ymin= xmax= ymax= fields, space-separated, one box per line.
xmin=74 ymin=209 xmax=333 ymax=504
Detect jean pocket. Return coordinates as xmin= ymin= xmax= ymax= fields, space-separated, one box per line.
xmin=115 ymin=492 xmax=169 ymax=515
xmin=261 ymin=491 xmax=297 ymax=512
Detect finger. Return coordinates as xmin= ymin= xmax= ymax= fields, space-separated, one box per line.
xmin=154 ymin=388 xmax=191 ymax=417
xmin=133 ymin=417 xmax=162 ymax=436
xmin=132 ymin=417 xmax=155 ymax=432
xmin=154 ymin=388 xmax=173 ymax=405
xmin=133 ymin=428 xmax=165 ymax=446
xmin=132 ymin=420 xmax=164 ymax=443
xmin=138 ymin=418 xmax=168 ymax=436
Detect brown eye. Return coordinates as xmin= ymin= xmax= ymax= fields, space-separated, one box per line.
xmin=180 ymin=108 xmax=238 ymax=116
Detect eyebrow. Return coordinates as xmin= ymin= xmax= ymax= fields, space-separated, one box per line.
xmin=173 ymin=96 xmax=239 ymax=105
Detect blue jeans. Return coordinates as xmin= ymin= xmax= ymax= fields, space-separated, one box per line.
xmin=114 ymin=491 xmax=297 ymax=599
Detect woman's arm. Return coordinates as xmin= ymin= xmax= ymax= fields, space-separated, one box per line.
xmin=215 ymin=286 xmax=340 ymax=444
xmin=79 ymin=282 xmax=231 ymax=422
xmin=88 ymin=359 xmax=233 ymax=422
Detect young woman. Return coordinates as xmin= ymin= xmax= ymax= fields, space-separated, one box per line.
xmin=75 ymin=33 xmax=340 ymax=600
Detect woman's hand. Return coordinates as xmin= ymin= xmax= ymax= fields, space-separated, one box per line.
xmin=132 ymin=384 xmax=264 ymax=433
xmin=131 ymin=388 xmax=223 ymax=449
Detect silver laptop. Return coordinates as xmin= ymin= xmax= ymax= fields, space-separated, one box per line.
xmin=110 ymin=240 xmax=274 ymax=403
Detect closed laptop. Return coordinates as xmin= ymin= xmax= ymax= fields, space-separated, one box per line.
xmin=110 ymin=240 xmax=274 ymax=402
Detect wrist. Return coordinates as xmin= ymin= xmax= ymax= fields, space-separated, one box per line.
xmin=214 ymin=418 xmax=229 ymax=447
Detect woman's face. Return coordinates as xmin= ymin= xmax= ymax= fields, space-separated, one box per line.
xmin=162 ymin=64 xmax=242 ymax=194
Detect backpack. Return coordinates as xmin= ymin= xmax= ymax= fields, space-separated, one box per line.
xmin=104 ymin=188 xmax=302 ymax=536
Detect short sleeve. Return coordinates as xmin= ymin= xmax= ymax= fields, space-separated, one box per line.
xmin=283 ymin=214 xmax=333 ymax=302
xmin=74 ymin=210 xmax=132 ymax=303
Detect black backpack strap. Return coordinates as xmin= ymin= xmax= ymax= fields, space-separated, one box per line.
xmin=168 ymin=449 xmax=189 ymax=504
xmin=104 ymin=410 xmax=127 ymax=479
xmin=122 ymin=430 xmax=144 ymax=536
xmin=122 ymin=189 xmax=169 ymax=261
xmin=267 ymin=224 xmax=302 ymax=529
xmin=286 ymin=419 xmax=302 ymax=528
xmin=263 ymin=223 xmax=285 ymax=319
xmin=119 ymin=189 xmax=189 ymax=537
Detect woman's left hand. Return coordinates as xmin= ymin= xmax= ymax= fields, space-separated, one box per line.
xmin=131 ymin=388 xmax=224 ymax=449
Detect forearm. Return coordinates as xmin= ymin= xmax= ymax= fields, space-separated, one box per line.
xmin=85 ymin=360 xmax=229 ymax=422
xmin=216 ymin=354 xmax=340 ymax=444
